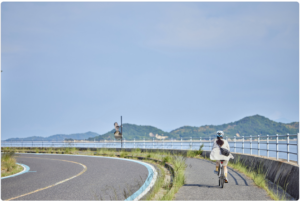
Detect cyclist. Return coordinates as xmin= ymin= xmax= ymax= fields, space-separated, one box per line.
xmin=210 ymin=131 xmax=234 ymax=183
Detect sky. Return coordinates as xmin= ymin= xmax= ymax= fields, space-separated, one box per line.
xmin=1 ymin=2 xmax=299 ymax=140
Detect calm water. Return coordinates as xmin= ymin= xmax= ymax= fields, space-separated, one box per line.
xmin=2 ymin=140 xmax=298 ymax=162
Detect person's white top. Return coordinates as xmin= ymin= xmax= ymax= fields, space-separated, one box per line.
xmin=210 ymin=138 xmax=234 ymax=161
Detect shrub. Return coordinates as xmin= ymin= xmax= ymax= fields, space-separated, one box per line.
xmin=187 ymin=150 xmax=196 ymax=157
xmin=163 ymin=155 xmax=172 ymax=164
xmin=1 ymin=152 xmax=17 ymax=172
xmin=197 ymin=144 xmax=204 ymax=155
xmin=65 ymin=147 xmax=71 ymax=154
xmin=120 ymin=151 xmax=128 ymax=158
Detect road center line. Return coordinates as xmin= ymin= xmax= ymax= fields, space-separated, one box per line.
xmin=7 ymin=157 xmax=87 ymax=201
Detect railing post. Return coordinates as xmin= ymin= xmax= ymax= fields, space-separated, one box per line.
xmin=32 ymin=141 xmax=33 ymax=148
xmin=234 ymin=136 xmax=236 ymax=153
xmin=200 ymin=137 xmax=202 ymax=150
xmin=144 ymin=138 xmax=145 ymax=149
xmin=242 ymin=136 xmax=244 ymax=154
xmin=276 ymin=134 xmax=279 ymax=160
xmin=191 ymin=137 xmax=193 ymax=150
xmin=297 ymin=133 xmax=299 ymax=165
xmin=152 ymin=138 xmax=154 ymax=149
xmin=258 ymin=135 xmax=260 ymax=156
xmin=267 ymin=135 xmax=269 ymax=158
xmin=287 ymin=133 xmax=289 ymax=162
xmin=163 ymin=139 xmax=164 ymax=149
xmin=181 ymin=138 xmax=182 ymax=150
xmin=171 ymin=138 xmax=173 ymax=149
xmin=250 ymin=135 xmax=252 ymax=155
xmin=209 ymin=137 xmax=211 ymax=150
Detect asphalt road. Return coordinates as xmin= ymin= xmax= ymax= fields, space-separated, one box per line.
xmin=1 ymin=153 xmax=149 ymax=200
xmin=174 ymin=158 xmax=272 ymax=200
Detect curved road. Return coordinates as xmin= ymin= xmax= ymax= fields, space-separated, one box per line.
xmin=2 ymin=153 xmax=150 ymax=200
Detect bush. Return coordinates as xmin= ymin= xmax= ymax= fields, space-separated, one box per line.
xmin=65 ymin=147 xmax=71 ymax=154
xmin=187 ymin=150 xmax=196 ymax=157
xmin=163 ymin=155 xmax=172 ymax=164
xmin=1 ymin=152 xmax=17 ymax=172
xmin=197 ymin=144 xmax=204 ymax=155
xmin=120 ymin=151 xmax=128 ymax=158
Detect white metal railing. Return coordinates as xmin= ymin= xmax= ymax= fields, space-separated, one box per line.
xmin=1 ymin=133 xmax=299 ymax=164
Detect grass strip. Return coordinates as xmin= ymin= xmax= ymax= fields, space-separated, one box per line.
xmin=1 ymin=151 xmax=24 ymax=177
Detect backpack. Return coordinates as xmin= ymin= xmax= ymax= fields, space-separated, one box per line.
xmin=218 ymin=144 xmax=230 ymax=156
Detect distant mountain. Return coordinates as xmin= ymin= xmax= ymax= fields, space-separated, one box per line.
xmin=5 ymin=115 xmax=299 ymax=141
xmin=87 ymin=115 xmax=299 ymax=140
xmin=5 ymin=131 xmax=99 ymax=141
xmin=168 ymin=115 xmax=299 ymax=139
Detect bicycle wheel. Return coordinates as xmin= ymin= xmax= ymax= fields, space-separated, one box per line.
xmin=218 ymin=165 xmax=221 ymax=186
xmin=220 ymin=166 xmax=224 ymax=188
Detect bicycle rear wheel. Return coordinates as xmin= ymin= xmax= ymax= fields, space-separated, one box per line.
xmin=220 ymin=166 xmax=224 ymax=188
xmin=218 ymin=164 xmax=221 ymax=186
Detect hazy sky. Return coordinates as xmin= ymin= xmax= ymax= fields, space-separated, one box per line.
xmin=1 ymin=2 xmax=299 ymax=140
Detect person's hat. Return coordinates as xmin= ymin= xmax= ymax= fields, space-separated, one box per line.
xmin=216 ymin=131 xmax=224 ymax=137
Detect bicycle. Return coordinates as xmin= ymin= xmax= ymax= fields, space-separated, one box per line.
xmin=218 ymin=160 xmax=225 ymax=188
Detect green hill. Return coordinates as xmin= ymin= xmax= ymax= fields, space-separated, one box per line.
xmin=88 ymin=115 xmax=298 ymax=140
xmin=89 ymin=124 xmax=170 ymax=141
xmin=169 ymin=115 xmax=299 ymax=139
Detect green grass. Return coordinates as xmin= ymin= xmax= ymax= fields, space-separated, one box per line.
xmin=1 ymin=151 xmax=24 ymax=177
xmin=144 ymin=160 xmax=166 ymax=200
xmin=120 ymin=150 xmax=128 ymax=158
xmin=64 ymin=147 xmax=76 ymax=154
xmin=187 ymin=143 xmax=204 ymax=157
xmin=161 ymin=155 xmax=186 ymax=200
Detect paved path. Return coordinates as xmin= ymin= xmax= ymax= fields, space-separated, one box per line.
xmin=174 ymin=158 xmax=272 ymax=200
xmin=2 ymin=154 xmax=149 ymax=200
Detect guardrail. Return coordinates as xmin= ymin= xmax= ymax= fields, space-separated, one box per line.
xmin=2 ymin=133 xmax=298 ymax=164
